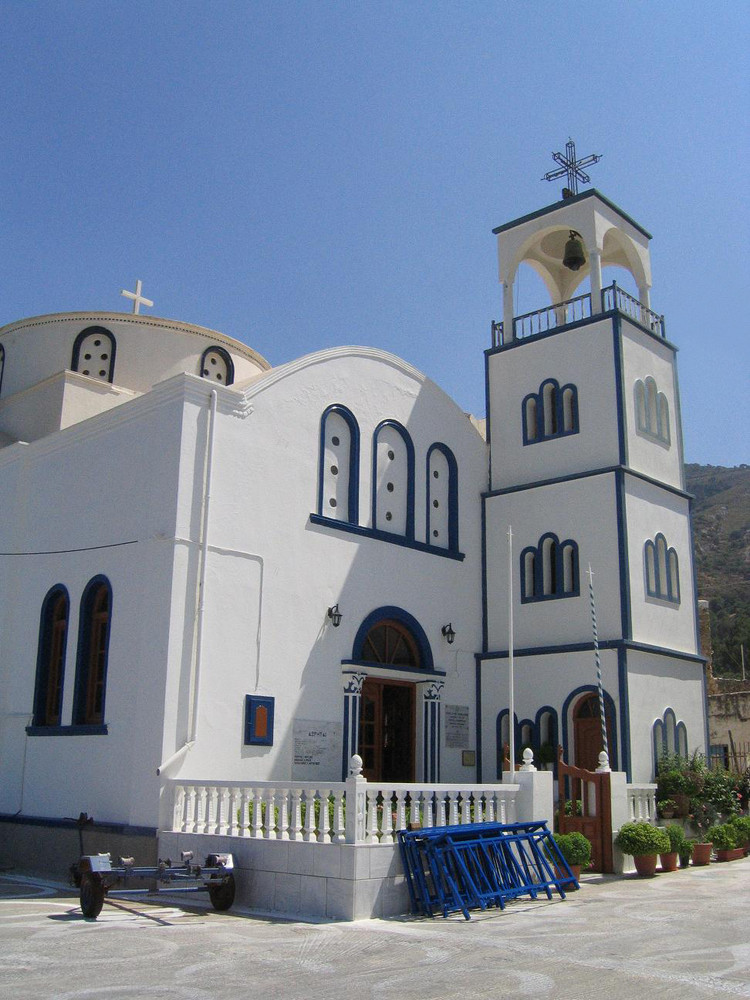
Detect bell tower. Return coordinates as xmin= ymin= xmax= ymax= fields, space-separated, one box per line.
xmin=477 ymin=176 xmax=706 ymax=785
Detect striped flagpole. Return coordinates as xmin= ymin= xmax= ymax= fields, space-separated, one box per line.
xmin=587 ymin=564 xmax=609 ymax=763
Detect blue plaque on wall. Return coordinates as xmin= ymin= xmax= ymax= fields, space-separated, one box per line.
xmin=244 ymin=695 xmax=274 ymax=746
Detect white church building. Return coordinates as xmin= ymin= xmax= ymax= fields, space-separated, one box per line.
xmin=0 ymin=188 xmax=707 ymax=885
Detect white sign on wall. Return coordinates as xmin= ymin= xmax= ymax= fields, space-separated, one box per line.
xmin=445 ymin=705 xmax=470 ymax=749
xmin=292 ymin=719 xmax=343 ymax=779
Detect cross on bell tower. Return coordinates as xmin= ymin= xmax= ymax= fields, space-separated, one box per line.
xmin=542 ymin=139 xmax=602 ymax=198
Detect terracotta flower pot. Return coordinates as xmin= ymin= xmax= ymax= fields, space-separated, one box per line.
xmin=715 ymin=848 xmax=744 ymax=862
xmin=691 ymin=842 xmax=712 ymax=866
xmin=633 ymin=854 xmax=658 ymax=877
xmin=659 ymin=851 xmax=679 ymax=872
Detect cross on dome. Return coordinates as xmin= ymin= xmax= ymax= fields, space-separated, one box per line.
xmin=542 ymin=139 xmax=602 ymax=197
xmin=120 ymin=279 xmax=154 ymax=315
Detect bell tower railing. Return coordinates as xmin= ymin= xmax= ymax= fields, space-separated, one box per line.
xmin=491 ymin=281 xmax=665 ymax=347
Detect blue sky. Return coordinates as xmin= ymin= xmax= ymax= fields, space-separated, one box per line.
xmin=1 ymin=1 xmax=747 ymax=465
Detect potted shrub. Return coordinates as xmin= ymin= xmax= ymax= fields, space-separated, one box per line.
xmin=537 ymin=743 xmax=556 ymax=771
xmin=661 ymin=823 xmax=685 ymax=872
xmin=678 ymin=839 xmax=693 ymax=869
xmin=689 ymin=801 xmax=717 ymax=865
xmin=552 ymin=832 xmax=591 ymax=878
xmin=728 ymin=815 xmax=750 ymax=855
xmin=614 ymin=822 xmax=670 ymax=876
xmin=705 ymin=823 xmax=743 ymax=862
xmin=658 ymin=799 xmax=677 ymax=820
xmin=656 ymin=769 xmax=689 ymax=817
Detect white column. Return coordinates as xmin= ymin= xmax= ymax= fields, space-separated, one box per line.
xmin=342 ymin=672 xmax=366 ymax=778
xmin=420 ymin=680 xmax=444 ymax=782
xmin=502 ymin=280 xmax=514 ymax=342
xmin=589 ymin=247 xmax=603 ymax=314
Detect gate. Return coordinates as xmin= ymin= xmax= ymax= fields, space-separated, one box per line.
xmin=556 ymin=746 xmax=613 ymax=873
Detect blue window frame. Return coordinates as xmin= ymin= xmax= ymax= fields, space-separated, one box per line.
xmin=522 ymin=378 xmax=579 ymax=445
xmin=318 ymin=404 xmax=360 ymax=523
xmin=426 ymin=443 xmax=458 ymax=552
xmin=73 ymin=576 xmax=112 ymax=726
xmin=372 ymin=420 xmax=415 ymax=539
xmin=200 ymin=345 xmax=235 ymax=386
xmin=32 ymin=585 xmax=69 ymax=726
xmin=653 ymin=708 xmax=688 ymax=773
xmin=72 ymin=327 xmax=116 ymax=384
xmin=521 ymin=532 xmax=579 ymax=603
xmin=644 ymin=533 xmax=680 ymax=603
xmin=634 ymin=376 xmax=670 ymax=445
xmin=352 ymin=606 xmax=433 ymax=671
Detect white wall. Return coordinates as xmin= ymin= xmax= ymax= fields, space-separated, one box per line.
xmin=620 ymin=320 xmax=684 ymax=490
xmin=162 ymin=349 xmax=488 ymax=787
xmin=624 ymin=475 xmax=698 ymax=654
xmin=484 ymin=473 xmax=622 ymax=652
xmin=487 ymin=318 xmax=620 ymax=491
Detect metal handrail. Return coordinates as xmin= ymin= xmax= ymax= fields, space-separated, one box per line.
xmin=603 ymin=282 xmax=665 ymax=338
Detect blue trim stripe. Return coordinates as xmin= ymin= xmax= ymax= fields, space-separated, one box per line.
xmin=482 ymin=464 xmax=693 ymax=501
xmin=309 ymin=514 xmax=465 ymax=561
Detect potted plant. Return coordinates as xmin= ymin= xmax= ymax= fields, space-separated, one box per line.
xmin=537 ymin=743 xmax=556 ymax=771
xmin=705 ymin=823 xmax=743 ymax=862
xmin=661 ymin=823 xmax=685 ymax=872
xmin=614 ymin=822 xmax=670 ymax=876
xmin=549 ymin=832 xmax=591 ymax=886
xmin=658 ymin=799 xmax=677 ymax=820
xmin=689 ymin=801 xmax=717 ymax=865
xmin=656 ymin=769 xmax=689 ymax=817
xmin=728 ymin=815 xmax=750 ymax=855
xmin=678 ymin=839 xmax=693 ymax=869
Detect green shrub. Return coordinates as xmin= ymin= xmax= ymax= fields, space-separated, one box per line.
xmin=665 ymin=823 xmax=687 ymax=853
xmin=678 ymin=840 xmax=693 ymax=865
xmin=614 ymin=822 xmax=670 ymax=856
xmin=704 ymin=823 xmax=740 ymax=851
xmin=552 ymin=832 xmax=592 ymax=867
xmin=728 ymin=815 xmax=750 ymax=844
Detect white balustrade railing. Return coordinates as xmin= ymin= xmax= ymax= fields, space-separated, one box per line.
xmin=164 ymin=775 xmax=520 ymax=845
xmin=626 ymin=784 xmax=658 ymax=824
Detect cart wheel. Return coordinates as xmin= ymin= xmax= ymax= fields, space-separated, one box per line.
xmin=80 ymin=873 xmax=105 ymax=919
xmin=208 ymin=874 xmax=235 ymax=912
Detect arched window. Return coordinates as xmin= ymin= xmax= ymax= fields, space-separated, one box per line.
xmin=352 ymin=606 xmax=433 ymax=670
xmin=426 ymin=443 xmax=458 ymax=551
xmin=652 ymin=709 xmax=688 ymax=773
xmin=521 ymin=532 xmax=579 ymax=602
xmin=200 ymin=346 xmax=235 ymax=386
xmin=536 ymin=707 xmax=558 ymax=754
xmin=634 ymin=376 xmax=670 ymax=445
xmin=32 ymin=586 xmax=69 ymax=726
xmin=644 ymin=533 xmax=680 ymax=603
xmin=372 ymin=420 xmax=414 ymax=538
xmin=360 ymin=620 xmax=420 ymax=667
xmin=73 ymin=577 xmax=112 ymax=726
xmin=0 ymin=342 xmax=5 ymax=396
xmin=318 ymin=404 xmax=360 ymax=524
xmin=522 ymin=378 xmax=579 ymax=445
xmin=72 ymin=327 xmax=116 ymax=384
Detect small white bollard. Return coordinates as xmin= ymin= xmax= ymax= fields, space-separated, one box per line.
xmin=595 ymin=750 xmax=611 ymax=773
xmin=519 ymin=748 xmax=537 ymax=772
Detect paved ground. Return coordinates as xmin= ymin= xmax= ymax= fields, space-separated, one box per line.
xmin=1 ymin=860 xmax=748 ymax=999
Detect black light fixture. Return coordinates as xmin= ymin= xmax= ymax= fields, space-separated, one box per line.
xmin=327 ymin=604 xmax=342 ymax=628
xmin=441 ymin=623 xmax=456 ymax=645
xmin=562 ymin=230 xmax=586 ymax=271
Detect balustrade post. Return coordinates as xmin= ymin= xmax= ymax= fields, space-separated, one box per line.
xmin=278 ymin=788 xmax=290 ymax=841
xmin=344 ymin=754 xmax=368 ymax=844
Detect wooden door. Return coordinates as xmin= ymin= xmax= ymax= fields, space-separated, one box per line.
xmin=574 ymin=694 xmax=613 ymax=771
xmin=358 ymin=679 xmax=415 ymax=782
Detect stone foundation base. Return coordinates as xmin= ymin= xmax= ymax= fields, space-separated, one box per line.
xmin=159 ymin=831 xmax=410 ymax=921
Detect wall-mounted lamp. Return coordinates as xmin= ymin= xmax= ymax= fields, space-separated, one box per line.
xmin=327 ymin=604 xmax=343 ymax=628
xmin=441 ymin=623 xmax=456 ymax=645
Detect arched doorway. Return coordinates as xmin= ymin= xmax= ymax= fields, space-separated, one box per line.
xmin=357 ymin=618 xmax=420 ymax=781
xmin=573 ymin=693 xmax=614 ymax=772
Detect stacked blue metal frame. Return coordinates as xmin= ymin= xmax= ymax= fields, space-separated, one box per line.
xmin=398 ymin=821 xmax=576 ymax=920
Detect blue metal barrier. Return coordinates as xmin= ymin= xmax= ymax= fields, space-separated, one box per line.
xmin=398 ymin=821 xmax=575 ymax=920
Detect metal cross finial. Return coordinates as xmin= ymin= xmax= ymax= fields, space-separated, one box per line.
xmin=542 ymin=139 xmax=602 ymax=196
xmin=120 ymin=279 xmax=154 ymax=315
